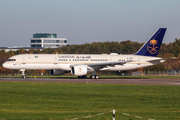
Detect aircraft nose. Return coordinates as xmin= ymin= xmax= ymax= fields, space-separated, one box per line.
xmin=2 ymin=62 xmax=8 ymax=68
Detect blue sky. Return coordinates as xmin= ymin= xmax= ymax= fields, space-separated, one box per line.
xmin=0 ymin=0 xmax=180 ymax=47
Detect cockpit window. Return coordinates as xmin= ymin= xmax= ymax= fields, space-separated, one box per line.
xmin=7 ymin=59 xmax=16 ymax=61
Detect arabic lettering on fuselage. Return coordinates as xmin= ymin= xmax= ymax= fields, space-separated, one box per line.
xmin=58 ymin=55 xmax=91 ymax=59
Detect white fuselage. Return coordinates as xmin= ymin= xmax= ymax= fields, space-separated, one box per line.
xmin=3 ymin=54 xmax=164 ymax=71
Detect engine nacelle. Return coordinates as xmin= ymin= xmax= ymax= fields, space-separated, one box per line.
xmin=71 ymin=66 xmax=87 ymax=76
xmin=50 ymin=69 xmax=66 ymax=75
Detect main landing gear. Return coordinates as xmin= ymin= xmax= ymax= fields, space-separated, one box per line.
xmin=90 ymin=75 xmax=99 ymax=79
xmin=20 ymin=69 xmax=26 ymax=79
xmin=77 ymin=75 xmax=99 ymax=79
xmin=77 ymin=70 xmax=99 ymax=79
xmin=90 ymin=70 xmax=99 ymax=79
xmin=78 ymin=75 xmax=87 ymax=78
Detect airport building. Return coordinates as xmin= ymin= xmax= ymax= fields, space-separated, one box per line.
xmin=0 ymin=33 xmax=68 ymax=52
xmin=30 ymin=33 xmax=67 ymax=48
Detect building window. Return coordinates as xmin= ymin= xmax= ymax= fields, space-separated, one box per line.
xmin=31 ymin=45 xmax=42 ymax=48
xmin=51 ymin=34 xmax=56 ymax=38
xmin=33 ymin=33 xmax=57 ymax=38
xmin=44 ymin=40 xmax=56 ymax=43
xmin=31 ymin=40 xmax=41 ymax=43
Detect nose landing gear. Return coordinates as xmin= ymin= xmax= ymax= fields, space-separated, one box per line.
xmin=20 ymin=69 xmax=26 ymax=79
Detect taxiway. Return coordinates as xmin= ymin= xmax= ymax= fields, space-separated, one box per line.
xmin=0 ymin=78 xmax=180 ymax=85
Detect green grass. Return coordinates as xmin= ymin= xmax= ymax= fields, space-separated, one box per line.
xmin=0 ymin=82 xmax=180 ymax=120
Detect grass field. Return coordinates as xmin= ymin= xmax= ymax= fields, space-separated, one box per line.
xmin=0 ymin=82 xmax=180 ymax=120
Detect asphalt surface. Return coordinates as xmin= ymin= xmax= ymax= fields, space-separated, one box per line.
xmin=0 ymin=78 xmax=180 ymax=85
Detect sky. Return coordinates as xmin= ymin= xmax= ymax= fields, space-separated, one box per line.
xmin=0 ymin=0 xmax=180 ymax=47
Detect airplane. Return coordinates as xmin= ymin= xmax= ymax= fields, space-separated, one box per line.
xmin=3 ymin=28 xmax=175 ymax=79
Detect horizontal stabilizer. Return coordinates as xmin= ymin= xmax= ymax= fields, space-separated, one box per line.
xmin=147 ymin=57 xmax=176 ymax=62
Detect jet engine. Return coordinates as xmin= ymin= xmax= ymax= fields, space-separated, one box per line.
xmin=50 ymin=69 xmax=66 ymax=75
xmin=71 ymin=66 xmax=87 ymax=76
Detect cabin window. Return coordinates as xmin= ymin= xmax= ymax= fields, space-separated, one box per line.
xmin=7 ymin=59 xmax=16 ymax=61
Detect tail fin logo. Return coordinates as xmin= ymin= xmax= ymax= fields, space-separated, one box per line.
xmin=147 ymin=39 xmax=158 ymax=54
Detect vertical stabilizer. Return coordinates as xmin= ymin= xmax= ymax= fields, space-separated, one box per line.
xmin=135 ymin=28 xmax=166 ymax=57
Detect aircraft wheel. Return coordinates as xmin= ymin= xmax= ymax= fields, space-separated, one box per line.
xmin=90 ymin=75 xmax=99 ymax=79
xmin=91 ymin=75 xmax=95 ymax=79
xmin=95 ymin=75 xmax=99 ymax=79
xmin=21 ymin=75 xmax=26 ymax=79
xmin=82 ymin=75 xmax=87 ymax=78
xmin=78 ymin=75 xmax=87 ymax=79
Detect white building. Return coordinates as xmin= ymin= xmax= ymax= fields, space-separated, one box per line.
xmin=30 ymin=33 xmax=67 ymax=48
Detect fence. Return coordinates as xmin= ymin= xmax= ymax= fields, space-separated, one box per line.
xmin=131 ymin=70 xmax=180 ymax=76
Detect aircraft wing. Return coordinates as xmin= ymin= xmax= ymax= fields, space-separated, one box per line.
xmin=71 ymin=61 xmax=128 ymax=71
xmin=87 ymin=61 xmax=130 ymax=71
xmin=87 ymin=61 xmax=127 ymax=66
xmin=71 ymin=61 xmax=129 ymax=72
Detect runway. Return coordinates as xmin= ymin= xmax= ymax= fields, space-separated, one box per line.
xmin=0 ymin=78 xmax=180 ymax=85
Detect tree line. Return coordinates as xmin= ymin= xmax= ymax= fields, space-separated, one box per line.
xmin=0 ymin=38 xmax=180 ymax=74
